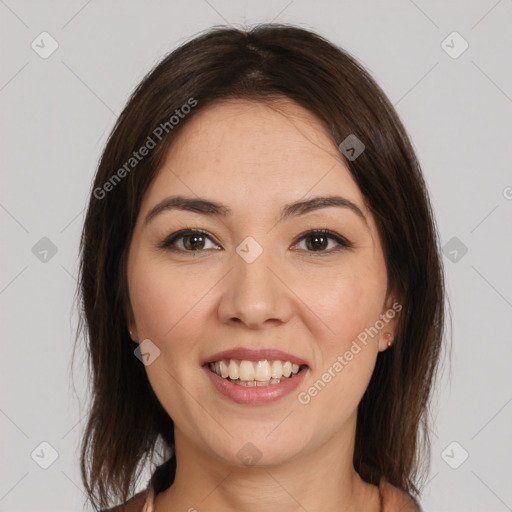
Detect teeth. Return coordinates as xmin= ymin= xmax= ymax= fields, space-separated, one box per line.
xmin=271 ymin=360 xmax=282 ymax=378
xmin=228 ymin=360 xmax=239 ymax=380
xmin=239 ymin=360 xmax=255 ymax=381
xmin=254 ymin=360 xmax=271 ymax=381
xmin=219 ymin=360 xmax=229 ymax=378
xmin=208 ymin=358 xmax=304 ymax=384
xmin=234 ymin=378 xmax=282 ymax=387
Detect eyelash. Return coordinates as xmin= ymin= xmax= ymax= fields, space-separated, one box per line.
xmin=157 ymin=228 xmax=353 ymax=256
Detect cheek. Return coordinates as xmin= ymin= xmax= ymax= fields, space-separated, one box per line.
xmin=128 ymin=255 xmax=210 ymax=422
xmin=298 ymin=264 xmax=386 ymax=347
xmin=128 ymin=254 xmax=210 ymax=344
xmin=300 ymin=264 xmax=385 ymax=414
xmin=306 ymin=348 xmax=376 ymax=429
xmin=129 ymin=269 xmax=174 ymax=340
xmin=296 ymin=273 xmax=383 ymax=430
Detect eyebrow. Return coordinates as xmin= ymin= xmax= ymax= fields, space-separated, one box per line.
xmin=144 ymin=194 xmax=369 ymax=229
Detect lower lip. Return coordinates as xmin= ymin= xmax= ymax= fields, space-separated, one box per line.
xmin=203 ymin=365 xmax=308 ymax=405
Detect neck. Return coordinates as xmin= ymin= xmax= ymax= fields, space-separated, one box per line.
xmin=155 ymin=414 xmax=380 ymax=512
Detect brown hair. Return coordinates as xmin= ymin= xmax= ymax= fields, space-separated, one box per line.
xmin=74 ymin=22 xmax=448 ymax=510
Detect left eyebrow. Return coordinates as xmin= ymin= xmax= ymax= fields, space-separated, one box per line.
xmin=143 ymin=194 xmax=369 ymax=230
xmin=279 ymin=195 xmax=369 ymax=229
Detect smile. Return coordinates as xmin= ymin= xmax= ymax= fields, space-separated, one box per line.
xmin=208 ymin=359 xmax=306 ymax=386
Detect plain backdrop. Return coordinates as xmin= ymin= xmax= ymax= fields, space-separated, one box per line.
xmin=1 ymin=1 xmax=511 ymax=511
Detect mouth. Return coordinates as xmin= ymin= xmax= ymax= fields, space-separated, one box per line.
xmin=206 ymin=358 xmax=308 ymax=387
xmin=202 ymin=349 xmax=310 ymax=406
xmin=201 ymin=348 xmax=309 ymax=404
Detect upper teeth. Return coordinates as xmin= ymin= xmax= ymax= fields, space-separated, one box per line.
xmin=209 ymin=359 xmax=302 ymax=381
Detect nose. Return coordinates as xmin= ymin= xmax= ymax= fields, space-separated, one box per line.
xmin=216 ymin=246 xmax=294 ymax=330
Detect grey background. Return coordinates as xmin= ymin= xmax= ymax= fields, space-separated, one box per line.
xmin=1 ymin=1 xmax=511 ymax=511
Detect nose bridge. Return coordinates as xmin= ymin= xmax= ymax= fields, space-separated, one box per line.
xmin=217 ymin=235 xmax=291 ymax=327
xmin=236 ymin=237 xmax=273 ymax=288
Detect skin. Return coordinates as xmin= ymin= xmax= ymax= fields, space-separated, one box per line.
xmin=126 ymin=98 xmax=399 ymax=512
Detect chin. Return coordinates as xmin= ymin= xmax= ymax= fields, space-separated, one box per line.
xmin=201 ymin=428 xmax=308 ymax=469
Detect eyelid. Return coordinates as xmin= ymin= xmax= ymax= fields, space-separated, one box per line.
xmin=157 ymin=228 xmax=220 ymax=252
xmin=291 ymin=228 xmax=353 ymax=251
xmin=158 ymin=228 xmax=353 ymax=254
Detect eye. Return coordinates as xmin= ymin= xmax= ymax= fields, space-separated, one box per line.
xmin=158 ymin=229 xmax=220 ymax=253
xmin=158 ymin=228 xmax=353 ymax=255
xmin=292 ymin=229 xmax=353 ymax=255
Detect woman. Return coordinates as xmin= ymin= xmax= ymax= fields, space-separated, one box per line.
xmin=76 ymin=23 xmax=446 ymax=512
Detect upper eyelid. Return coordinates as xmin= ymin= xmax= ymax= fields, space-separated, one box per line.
xmin=160 ymin=228 xmax=352 ymax=251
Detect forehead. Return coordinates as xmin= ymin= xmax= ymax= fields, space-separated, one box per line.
xmin=167 ymin=98 xmax=342 ymax=173
xmin=175 ymin=98 xmax=334 ymax=152
xmin=142 ymin=98 xmax=370 ymax=223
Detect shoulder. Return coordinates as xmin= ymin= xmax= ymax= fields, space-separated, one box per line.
xmin=99 ymin=489 xmax=148 ymax=512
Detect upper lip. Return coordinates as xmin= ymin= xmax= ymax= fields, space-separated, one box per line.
xmin=203 ymin=348 xmax=309 ymax=367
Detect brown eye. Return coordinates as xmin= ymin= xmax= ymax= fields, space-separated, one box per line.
xmin=305 ymin=233 xmax=329 ymax=251
xmin=158 ymin=228 xmax=352 ymax=256
xmin=158 ymin=229 xmax=220 ymax=252
xmin=182 ymin=233 xmax=206 ymax=250
xmin=293 ymin=229 xmax=353 ymax=254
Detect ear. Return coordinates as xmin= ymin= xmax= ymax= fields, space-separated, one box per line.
xmin=377 ymin=289 xmax=402 ymax=352
xmin=124 ymin=296 xmax=139 ymax=343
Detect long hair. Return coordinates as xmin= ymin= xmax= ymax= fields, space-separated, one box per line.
xmin=74 ymin=22 xmax=448 ymax=510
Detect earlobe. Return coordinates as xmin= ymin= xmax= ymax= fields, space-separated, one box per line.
xmin=380 ymin=331 xmax=394 ymax=351
xmin=378 ymin=291 xmax=401 ymax=352
xmin=124 ymin=300 xmax=138 ymax=342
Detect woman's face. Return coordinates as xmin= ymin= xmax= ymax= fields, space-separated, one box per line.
xmin=126 ymin=98 xmax=398 ymax=468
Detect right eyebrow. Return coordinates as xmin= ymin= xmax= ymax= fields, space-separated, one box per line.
xmin=144 ymin=194 xmax=370 ymax=231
